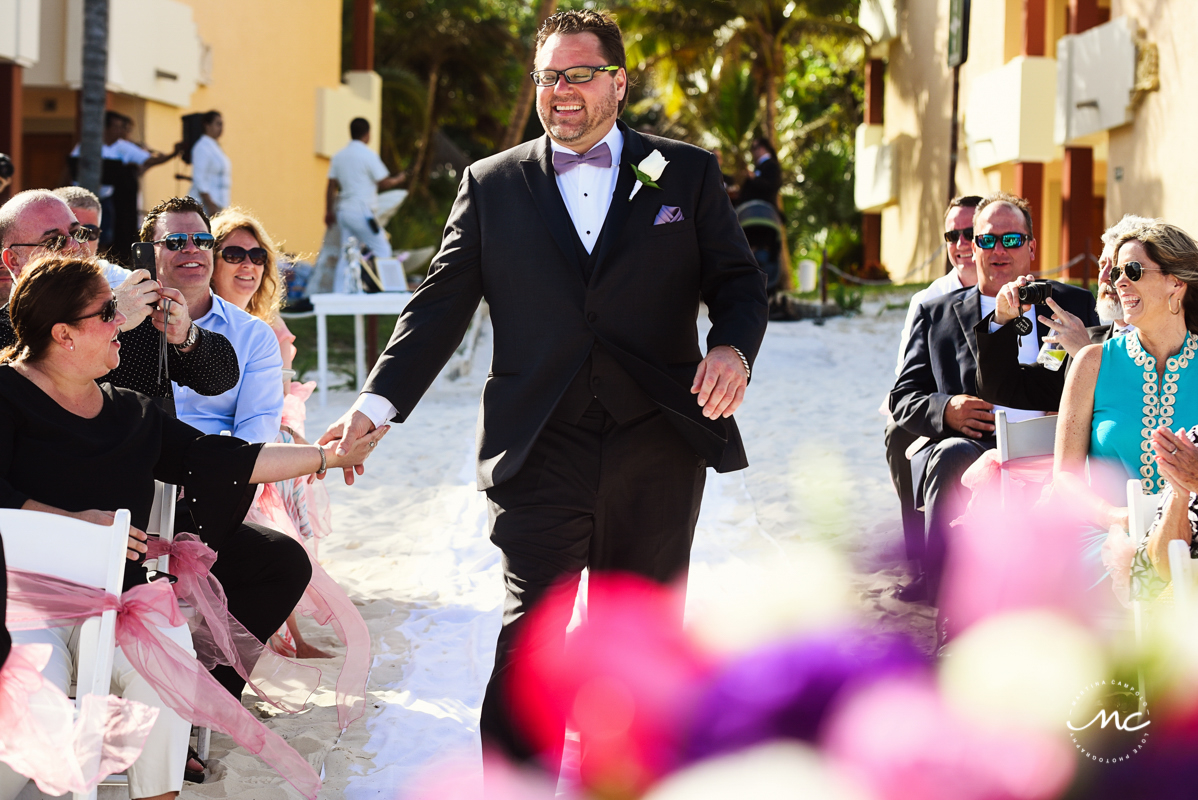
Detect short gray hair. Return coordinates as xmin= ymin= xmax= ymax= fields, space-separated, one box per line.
xmin=0 ymin=189 xmax=62 ymax=250
xmin=1101 ymin=214 xmax=1155 ymax=248
xmin=52 ymin=186 xmax=101 ymax=216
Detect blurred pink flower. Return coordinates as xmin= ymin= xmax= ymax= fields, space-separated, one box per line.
xmin=507 ymin=573 xmax=715 ymax=796
xmin=823 ymin=675 xmax=1075 ymax=800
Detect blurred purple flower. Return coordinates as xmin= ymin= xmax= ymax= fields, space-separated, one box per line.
xmin=683 ymin=628 xmax=926 ymax=763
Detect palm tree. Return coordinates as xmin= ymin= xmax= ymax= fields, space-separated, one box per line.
xmin=499 ymin=0 xmax=558 ymax=152
xmin=77 ymin=0 xmax=108 ymax=194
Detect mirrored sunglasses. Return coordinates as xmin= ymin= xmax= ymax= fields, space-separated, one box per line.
xmin=529 ymin=65 xmax=619 ymax=87
xmin=943 ymin=227 xmax=973 ymax=245
xmin=154 ymin=232 xmax=216 ymax=251
xmin=218 ymin=245 xmax=268 ymax=266
xmin=974 ymin=232 xmax=1030 ymax=250
xmin=9 ymin=227 xmax=92 ymax=251
xmin=1111 ymin=261 xmax=1162 ymax=282
xmin=70 ymin=296 xmax=117 ymax=324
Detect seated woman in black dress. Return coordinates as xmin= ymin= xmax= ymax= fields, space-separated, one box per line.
xmin=0 ymin=255 xmax=387 ymax=800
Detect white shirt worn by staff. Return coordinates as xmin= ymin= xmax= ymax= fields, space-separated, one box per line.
xmin=173 ymin=291 xmax=283 ymax=444
xmin=189 ymin=135 xmax=231 ymax=211
xmin=328 ymin=140 xmax=391 ymax=214
xmin=352 ymin=125 xmax=625 ymax=427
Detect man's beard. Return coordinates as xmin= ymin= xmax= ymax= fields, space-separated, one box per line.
xmin=1097 ymin=286 xmax=1122 ymax=324
xmin=537 ymin=87 xmax=618 ymax=144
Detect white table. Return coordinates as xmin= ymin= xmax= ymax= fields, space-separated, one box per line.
xmin=310 ymin=292 xmax=412 ymax=406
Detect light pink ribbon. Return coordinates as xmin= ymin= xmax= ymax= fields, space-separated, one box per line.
xmin=6 ymin=569 xmax=322 ymax=799
xmin=953 ymin=451 xmax=1055 ymax=527
xmin=146 ymin=533 xmax=322 ymax=713
xmin=248 ymin=482 xmax=370 ymax=730
xmin=0 ymin=642 xmax=158 ymax=796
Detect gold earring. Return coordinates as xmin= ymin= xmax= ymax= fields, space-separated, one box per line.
xmin=1170 ymin=295 xmax=1182 ymax=316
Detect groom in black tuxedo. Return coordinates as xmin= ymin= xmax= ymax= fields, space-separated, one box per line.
xmin=321 ymin=9 xmax=768 ymax=765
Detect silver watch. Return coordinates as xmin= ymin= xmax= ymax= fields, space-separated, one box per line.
xmin=176 ymin=323 xmax=199 ymax=350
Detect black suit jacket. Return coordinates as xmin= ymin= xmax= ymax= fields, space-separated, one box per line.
xmin=889 ymin=281 xmax=1096 ymax=440
xmin=975 ymin=308 xmax=1109 ymax=412
xmin=363 ymin=123 xmax=769 ymax=489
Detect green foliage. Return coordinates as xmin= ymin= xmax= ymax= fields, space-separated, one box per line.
xmin=832 ymin=282 xmax=863 ymax=315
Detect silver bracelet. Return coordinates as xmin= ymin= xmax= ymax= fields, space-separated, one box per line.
xmin=729 ymin=345 xmax=751 ymax=381
xmin=316 ymin=445 xmax=327 ymax=475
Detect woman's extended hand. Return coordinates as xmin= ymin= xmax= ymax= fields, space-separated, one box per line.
xmin=325 ymin=424 xmax=390 ymax=483
xmin=1153 ymin=426 xmax=1198 ymax=495
xmin=69 ymin=509 xmax=147 ymax=561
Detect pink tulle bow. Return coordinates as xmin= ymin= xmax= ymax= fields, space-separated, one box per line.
xmin=248 ymin=482 xmax=370 ymax=730
xmin=146 ymin=533 xmax=322 ymax=713
xmin=0 ymin=643 xmax=159 ymax=796
xmin=282 ymin=380 xmax=317 ymax=434
xmin=1101 ymin=526 xmax=1137 ymax=608
xmin=6 ymin=568 xmax=322 ymax=799
xmin=953 ymin=451 xmax=1055 ymax=527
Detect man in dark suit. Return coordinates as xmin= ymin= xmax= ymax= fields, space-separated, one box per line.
xmin=320 ymin=9 xmax=768 ymax=767
xmin=738 ymin=136 xmax=782 ymax=208
xmin=890 ymin=192 xmax=1098 ymax=606
xmin=975 ymin=215 xmax=1150 ymax=411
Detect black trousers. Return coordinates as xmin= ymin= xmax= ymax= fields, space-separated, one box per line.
xmin=914 ymin=437 xmax=992 ymax=604
xmin=884 ymin=420 xmax=925 ymax=562
xmin=206 ymin=522 xmax=312 ymax=697
xmin=480 ymin=400 xmax=706 ymax=768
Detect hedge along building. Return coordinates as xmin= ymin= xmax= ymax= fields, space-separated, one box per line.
xmin=1 ymin=0 xmax=381 ymax=258
xmin=854 ymin=0 xmax=1174 ymax=285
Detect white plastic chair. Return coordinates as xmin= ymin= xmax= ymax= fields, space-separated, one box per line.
xmin=1 ymin=508 xmax=130 ymax=800
xmin=1127 ymin=478 xmax=1166 ymax=644
xmin=995 ymin=410 xmax=1059 ymax=507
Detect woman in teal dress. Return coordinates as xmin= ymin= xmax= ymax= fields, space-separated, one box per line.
xmin=1054 ymin=220 xmax=1198 ymax=594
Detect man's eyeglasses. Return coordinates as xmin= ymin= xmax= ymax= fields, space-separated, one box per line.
xmin=530 ymin=65 xmax=619 ymax=87
xmin=8 ymin=228 xmax=91 ymax=251
xmin=70 ymin=296 xmax=118 ymax=324
xmin=974 ymin=232 xmax=1031 ymax=250
xmin=1111 ymin=261 xmax=1162 ymax=282
xmin=218 ymin=246 xmax=268 ymax=266
xmin=943 ymin=227 xmax=973 ymax=245
xmin=77 ymin=225 xmax=101 ymax=242
xmin=154 ymin=232 xmax=215 ymax=251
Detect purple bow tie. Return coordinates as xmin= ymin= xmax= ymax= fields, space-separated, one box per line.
xmin=552 ymin=142 xmax=612 ymax=174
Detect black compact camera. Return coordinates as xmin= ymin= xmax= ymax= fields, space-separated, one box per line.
xmin=1017 ymin=280 xmax=1053 ymax=305
xmin=0 ymin=153 xmax=13 ymax=180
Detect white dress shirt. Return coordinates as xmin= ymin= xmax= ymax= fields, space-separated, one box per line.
xmin=979 ymin=293 xmax=1045 ymax=425
xmin=329 ymin=140 xmax=390 ymax=213
xmin=173 ymin=292 xmax=283 ymax=443
xmin=189 ymin=135 xmax=231 ymax=210
xmin=70 ymin=139 xmax=151 ymax=199
xmin=351 ymin=126 xmax=625 ymax=429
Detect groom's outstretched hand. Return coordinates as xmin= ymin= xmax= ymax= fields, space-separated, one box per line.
xmin=691 ymin=345 xmax=748 ymax=419
xmin=319 ymin=410 xmax=377 ymax=485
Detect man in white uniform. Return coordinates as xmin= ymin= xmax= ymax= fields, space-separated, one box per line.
xmin=325 ymin=118 xmax=406 ymax=291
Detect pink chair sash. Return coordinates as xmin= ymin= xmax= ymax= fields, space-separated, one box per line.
xmin=0 ymin=642 xmax=158 ymax=796
xmin=146 ymin=533 xmax=322 ymax=713
xmin=954 ymin=451 xmax=1055 ymax=526
xmin=6 ymin=569 xmax=322 ymax=799
xmin=248 ymin=482 xmax=370 ymax=730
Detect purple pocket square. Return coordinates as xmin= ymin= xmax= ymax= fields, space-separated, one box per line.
xmin=654 ymin=205 xmax=684 ymax=225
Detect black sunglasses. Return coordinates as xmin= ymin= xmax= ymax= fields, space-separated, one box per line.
xmin=530 ymin=65 xmax=619 ymax=87
xmin=153 ymin=232 xmax=215 ymax=251
xmin=70 ymin=296 xmax=118 ymax=324
xmin=9 ymin=228 xmax=91 ymax=251
xmin=1111 ymin=261 xmax=1163 ymax=282
xmin=219 ymin=245 xmax=268 ymax=266
xmin=974 ymin=232 xmax=1031 ymax=250
xmin=944 ymin=227 xmax=973 ymax=245
xmin=77 ymin=224 xmax=101 ymax=242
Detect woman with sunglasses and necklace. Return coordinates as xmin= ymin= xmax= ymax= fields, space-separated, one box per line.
xmin=1055 ymin=220 xmax=1198 ymax=602
xmin=210 ymin=208 xmax=338 ymax=660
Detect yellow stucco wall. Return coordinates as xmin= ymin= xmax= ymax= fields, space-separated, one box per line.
xmin=139 ymin=0 xmax=344 ymax=257
xmin=1106 ymin=0 xmax=1198 ymax=235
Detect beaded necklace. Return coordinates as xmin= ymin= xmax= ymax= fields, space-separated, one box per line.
xmin=1126 ymin=329 xmax=1198 ymax=492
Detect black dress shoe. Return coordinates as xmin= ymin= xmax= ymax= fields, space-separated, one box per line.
xmin=893 ymin=573 xmax=928 ymax=603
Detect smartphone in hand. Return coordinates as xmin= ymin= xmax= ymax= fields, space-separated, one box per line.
xmin=131 ymin=242 xmax=156 ymax=281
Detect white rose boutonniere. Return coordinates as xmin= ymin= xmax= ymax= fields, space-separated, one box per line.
xmin=629 ymin=149 xmax=669 ymax=200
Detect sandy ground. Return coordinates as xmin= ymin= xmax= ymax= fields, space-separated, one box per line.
xmin=176 ymin=293 xmax=935 ymax=800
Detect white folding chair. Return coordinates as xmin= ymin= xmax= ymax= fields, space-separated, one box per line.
xmin=1127 ymin=478 xmax=1166 ymax=644
xmin=995 ymin=410 xmax=1059 ymax=507
xmin=1 ymin=508 xmax=130 ymax=800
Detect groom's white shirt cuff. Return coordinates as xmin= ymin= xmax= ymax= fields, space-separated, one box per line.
xmin=353 ymin=392 xmax=397 ymax=428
